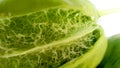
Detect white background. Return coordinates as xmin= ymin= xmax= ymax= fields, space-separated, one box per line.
xmin=90 ymin=0 xmax=120 ymax=37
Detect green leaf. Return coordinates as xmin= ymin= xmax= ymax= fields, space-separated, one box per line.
xmin=97 ymin=34 xmax=120 ymax=68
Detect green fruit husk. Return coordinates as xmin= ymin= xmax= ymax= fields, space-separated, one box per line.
xmin=0 ymin=0 xmax=107 ymax=68
xmin=60 ymin=27 xmax=107 ymax=68
xmin=0 ymin=0 xmax=99 ymax=20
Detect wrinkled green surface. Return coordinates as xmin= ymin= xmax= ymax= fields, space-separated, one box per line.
xmin=0 ymin=0 xmax=107 ymax=68
xmin=97 ymin=34 xmax=120 ymax=68
xmin=0 ymin=8 xmax=100 ymax=68
xmin=0 ymin=8 xmax=95 ymax=53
